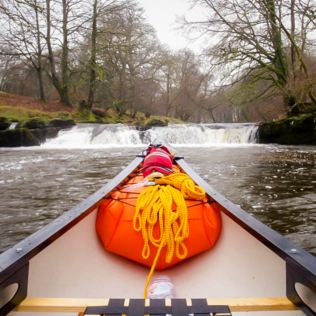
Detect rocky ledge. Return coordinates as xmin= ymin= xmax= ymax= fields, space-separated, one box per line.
xmin=257 ymin=113 xmax=316 ymax=145
xmin=0 ymin=117 xmax=75 ymax=147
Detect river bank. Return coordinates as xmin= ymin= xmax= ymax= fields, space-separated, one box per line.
xmin=1 ymin=92 xmax=316 ymax=147
xmin=0 ymin=92 xmax=181 ymax=147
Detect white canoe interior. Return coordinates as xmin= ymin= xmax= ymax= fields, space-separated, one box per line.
xmin=8 ymin=206 xmax=308 ymax=315
xmin=1 ymin=156 xmax=315 ymax=316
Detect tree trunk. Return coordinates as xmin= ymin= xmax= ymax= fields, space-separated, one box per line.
xmin=208 ymin=108 xmax=216 ymax=123
xmin=46 ymin=0 xmax=62 ymax=99
xmin=46 ymin=0 xmax=71 ymax=105
xmin=165 ymin=71 xmax=171 ymax=116
xmin=61 ymin=0 xmax=70 ymax=105
xmin=264 ymin=0 xmax=288 ymax=86
xmin=87 ymin=0 xmax=98 ymax=110
xmin=36 ymin=67 xmax=45 ymax=101
xmin=290 ymin=0 xmax=296 ymax=81
xmin=264 ymin=0 xmax=295 ymax=110
xmin=34 ymin=0 xmax=45 ymax=101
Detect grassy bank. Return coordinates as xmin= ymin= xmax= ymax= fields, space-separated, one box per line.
xmin=0 ymin=105 xmax=72 ymax=122
xmin=0 ymin=92 xmax=182 ymax=127
xmin=0 ymin=104 xmax=182 ymax=127
xmin=0 ymin=92 xmax=183 ymax=147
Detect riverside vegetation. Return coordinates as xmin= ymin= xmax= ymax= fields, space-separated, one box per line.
xmin=0 ymin=92 xmax=181 ymax=147
xmin=1 ymin=91 xmax=315 ymax=147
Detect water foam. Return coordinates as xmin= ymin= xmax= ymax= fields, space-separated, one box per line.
xmin=42 ymin=123 xmax=259 ymax=148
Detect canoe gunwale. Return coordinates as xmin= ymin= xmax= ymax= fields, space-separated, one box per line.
xmin=177 ymin=158 xmax=316 ymax=316
xmin=0 ymin=156 xmax=143 ymax=315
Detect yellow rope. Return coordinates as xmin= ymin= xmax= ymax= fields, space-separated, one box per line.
xmin=156 ymin=173 xmax=205 ymax=200
xmin=133 ymin=173 xmax=205 ymax=298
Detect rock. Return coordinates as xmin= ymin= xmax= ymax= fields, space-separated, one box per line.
xmin=146 ymin=117 xmax=168 ymax=127
xmin=0 ymin=128 xmax=40 ymax=147
xmin=258 ymin=114 xmax=316 ymax=145
xmin=137 ymin=117 xmax=168 ymax=130
xmin=29 ymin=128 xmax=47 ymax=143
xmin=0 ymin=117 xmax=76 ymax=146
xmin=48 ymin=118 xmax=75 ymax=128
xmin=45 ymin=127 xmax=60 ymax=139
xmin=92 ymin=108 xmax=107 ymax=118
xmin=18 ymin=118 xmax=46 ymax=129
xmin=0 ymin=117 xmax=11 ymax=130
xmin=7 ymin=118 xmax=76 ymax=146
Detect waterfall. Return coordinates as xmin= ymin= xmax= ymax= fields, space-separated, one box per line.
xmin=42 ymin=123 xmax=259 ymax=148
xmin=9 ymin=122 xmax=18 ymax=130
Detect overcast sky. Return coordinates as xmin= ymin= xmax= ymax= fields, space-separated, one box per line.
xmin=136 ymin=0 xmax=205 ymax=52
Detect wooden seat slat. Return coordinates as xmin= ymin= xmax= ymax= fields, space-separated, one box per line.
xmin=14 ymin=296 xmax=298 ymax=313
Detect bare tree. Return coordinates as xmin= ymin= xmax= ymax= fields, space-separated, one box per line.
xmin=0 ymin=0 xmax=46 ymax=100
xmin=87 ymin=0 xmax=129 ymax=109
xmin=186 ymin=0 xmax=316 ymax=113
xmin=87 ymin=0 xmax=98 ymax=109
xmin=156 ymin=50 xmax=180 ymax=116
xmin=45 ymin=0 xmax=88 ymax=105
xmin=94 ymin=2 xmax=162 ymax=114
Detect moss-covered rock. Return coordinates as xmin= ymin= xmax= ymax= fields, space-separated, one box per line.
xmin=146 ymin=117 xmax=168 ymax=127
xmin=48 ymin=118 xmax=75 ymax=128
xmin=18 ymin=117 xmax=46 ymax=129
xmin=258 ymin=114 xmax=316 ymax=145
xmin=3 ymin=117 xmax=75 ymax=146
xmin=0 ymin=128 xmax=40 ymax=147
xmin=0 ymin=117 xmax=11 ymax=130
xmin=137 ymin=117 xmax=168 ymax=130
xmin=45 ymin=127 xmax=60 ymax=139
xmin=28 ymin=128 xmax=47 ymax=143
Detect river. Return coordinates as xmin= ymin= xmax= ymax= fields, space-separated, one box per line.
xmin=0 ymin=123 xmax=315 ymax=256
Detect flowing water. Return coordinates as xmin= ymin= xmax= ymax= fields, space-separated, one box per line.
xmin=0 ymin=123 xmax=315 ymax=256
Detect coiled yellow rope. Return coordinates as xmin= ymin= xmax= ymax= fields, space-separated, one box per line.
xmin=156 ymin=173 xmax=205 ymax=200
xmin=133 ymin=173 xmax=205 ymax=297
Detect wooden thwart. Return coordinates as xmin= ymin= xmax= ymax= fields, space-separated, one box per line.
xmin=84 ymin=298 xmax=231 ymax=316
xmin=207 ymin=297 xmax=298 ymax=312
xmin=14 ymin=297 xmax=298 ymax=313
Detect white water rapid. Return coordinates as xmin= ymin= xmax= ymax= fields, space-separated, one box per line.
xmin=42 ymin=123 xmax=259 ymax=148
